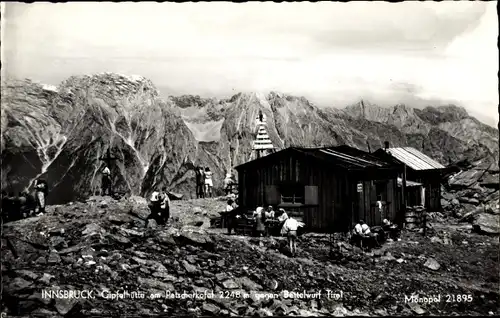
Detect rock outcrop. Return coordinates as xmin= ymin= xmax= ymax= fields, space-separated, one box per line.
xmin=1 ymin=74 xmax=199 ymax=203
xmin=2 ymin=74 xmax=498 ymax=205
xmin=1 ymin=196 xmax=498 ymax=316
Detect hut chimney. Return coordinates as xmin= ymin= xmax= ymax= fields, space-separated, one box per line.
xmin=384 ymin=141 xmax=390 ymax=151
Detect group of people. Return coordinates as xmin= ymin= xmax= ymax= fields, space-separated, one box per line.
xmin=195 ymin=167 xmax=214 ymax=198
xmin=1 ymin=179 xmax=49 ymax=223
xmin=224 ymin=203 xmax=304 ymax=256
xmin=145 ymin=187 xmax=171 ymax=227
xmin=195 ymin=167 xmax=237 ymax=199
xmin=351 ymin=218 xmax=400 ymax=249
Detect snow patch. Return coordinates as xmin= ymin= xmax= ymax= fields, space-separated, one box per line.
xmin=42 ymin=84 xmax=58 ymax=92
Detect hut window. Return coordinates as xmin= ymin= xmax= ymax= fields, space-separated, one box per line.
xmin=280 ymin=183 xmax=304 ymax=204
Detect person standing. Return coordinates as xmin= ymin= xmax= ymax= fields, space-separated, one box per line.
xmin=102 ymin=166 xmax=112 ymax=196
xmin=195 ymin=167 xmax=203 ymax=198
xmin=223 ymin=173 xmax=234 ymax=196
xmin=280 ymin=215 xmax=304 ymax=257
xmin=159 ymin=187 xmax=171 ymax=224
xmin=253 ymin=207 xmax=266 ymax=238
xmin=204 ymin=167 xmax=213 ymax=198
xmin=35 ymin=179 xmax=48 ymax=215
xmin=145 ymin=189 xmax=162 ymax=228
xmin=198 ymin=167 xmax=206 ymax=198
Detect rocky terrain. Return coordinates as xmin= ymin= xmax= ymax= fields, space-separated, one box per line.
xmin=1 ymin=73 xmax=498 ymax=204
xmin=1 ymin=196 xmax=499 ymax=317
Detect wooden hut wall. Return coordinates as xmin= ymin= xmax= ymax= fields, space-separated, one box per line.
xmin=405 ymin=170 xmax=443 ymax=212
xmin=237 ymin=153 xmax=400 ymax=232
xmin=354 ymin=172 xmax=398 ymax=226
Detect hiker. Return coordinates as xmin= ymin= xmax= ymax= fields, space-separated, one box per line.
xmin=258 ymin=110 xmax=264 ymax=123
xmin=204 ymin=167 xmax=213 ymax=198
xmin=145 ymin=189 xmax=162 ymax=228
xmin=195 ymin=166 xmax=205 ymax=198
xmin=159 ymin=187 xmax=171 ymax=224
xmin=277 ymin=208 xmax=288 ymax=223
xmin=225 ymin=199 xmax=236 ymax=235
xmin=226 ymin=199 xmax=235 ymax=213
xmin=280 ymin=214 xmax=305 ymax=257
xmin=35 ymin=179 xmax=48 ymax=215
xmin=101 ymin=166 xmax=112 ymax=196
xmin=253 ymin=207 xmax=266 ymax=237
xmin=223 ymin=173 xmax=234 ymax=196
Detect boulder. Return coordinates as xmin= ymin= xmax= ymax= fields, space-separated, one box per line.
xmin=108 ymin=213 xmax=133 ymax=225
xmin=156 ymin=228 xmax=180 ymax=246
xmin=177 ymin=226 xmax=214 ymax=249
xmin=408 ymin=303 xmax=426 ymax=315
xmin=202 ymin=303 xmax=220 ymax=315
xmin=237 ymin=276 xmax=263 ymax=291
xmin=222 ymin=279 xmax=240 ymax=289
xmin=55 ymin=297 xmax=81 ymax=315
xmin=5 ymin=277 xmax=34 ymax=294
xmin=137 ymin=277 xmax=175 ymax=291
xmin=47 ymin=251 xmax=62 ymax=265
xmin=423 ymin=258 xmax=441 ymax=271
xmin=82 ymin=223 xmax=104 ymax=237
xmin=459 ymin=197 xmax=480 ymax=205
xmin=473 ymin=213 xmax=500 ymax=235
xmin=182 ymin=260 xmax=200 ymax=274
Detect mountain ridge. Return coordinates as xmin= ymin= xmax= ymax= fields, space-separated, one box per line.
xmin=1 ymin=73 xmax=498 ymax=203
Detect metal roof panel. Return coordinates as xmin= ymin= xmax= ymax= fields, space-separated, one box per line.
xmin=387 ymin=147 xmax=445 ymax=170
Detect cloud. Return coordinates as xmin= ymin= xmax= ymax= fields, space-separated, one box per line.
xmin=2 ymin=2 xmax=497 ymax=125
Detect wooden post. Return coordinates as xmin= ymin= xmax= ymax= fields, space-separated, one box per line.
xmin=401 ymin=164 xmax=407 ymax=228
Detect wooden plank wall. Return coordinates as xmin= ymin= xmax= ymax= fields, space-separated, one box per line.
xmin=239 ymin=153 xmax=358 ymax=232
xmin=356 ymin=177 xmax=398 ymax=226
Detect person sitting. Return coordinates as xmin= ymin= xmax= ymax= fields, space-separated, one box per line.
xmin=361 ymin=220 xmax=380 ymax=248
xmin=382 ymin=218 xmax=400 ymax=240
xmin=354 ymin=221 xmax=363 ymax=235
xmin=350 ymin=221 xmax=364 ymax=246
xmin=265 ymin=205 xmax=275 ymax=219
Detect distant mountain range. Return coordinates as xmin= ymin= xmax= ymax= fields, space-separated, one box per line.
xmin=1 ymin=73 xmax=498 ymax=203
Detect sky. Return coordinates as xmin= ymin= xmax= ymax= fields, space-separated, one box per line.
xmin=2 ymin=2 xmax=499 ymax=126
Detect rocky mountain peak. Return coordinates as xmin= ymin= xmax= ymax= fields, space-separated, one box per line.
xmin=59 ymin=73 xmax=159 ymax=100
xmin=1 ymin=74 xmax=498 ymax=204
xmin=169 ymin=95 xmax=217 ymax=109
